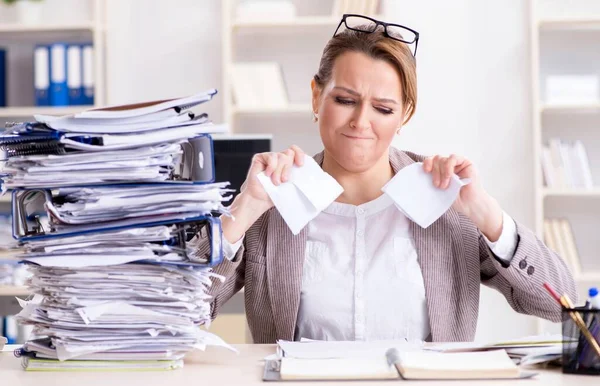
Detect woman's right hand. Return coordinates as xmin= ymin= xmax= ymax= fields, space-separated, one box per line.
xmin=240 ymin=145 xmax=306 ymax=207
xmin=221 ymin=145 xmax=305 ymax=244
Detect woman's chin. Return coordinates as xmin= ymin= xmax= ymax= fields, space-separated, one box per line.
xmin=336 ymin=151 xmax=378 ymax=173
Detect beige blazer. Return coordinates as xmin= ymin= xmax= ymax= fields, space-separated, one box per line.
xmin=194 ymin=148 xmax=576 ymax=343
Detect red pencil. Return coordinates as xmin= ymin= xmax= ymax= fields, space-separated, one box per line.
xmin=543 ymin=282 xmax=562 ymax=305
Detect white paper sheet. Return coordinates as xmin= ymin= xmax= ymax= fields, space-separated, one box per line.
xmin=382 ymin=162 xmax=470 ymax=228
xmin=257 ymin=155 xmax=343 ymax=235
xmin=277 ymin=339 xmax=423 ymax=359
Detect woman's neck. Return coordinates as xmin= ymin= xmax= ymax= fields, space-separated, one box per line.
xmin=322 ymin=150 xmax=395 ymax=206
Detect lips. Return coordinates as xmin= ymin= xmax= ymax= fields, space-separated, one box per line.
xmin=342 ymin=134 xmax=372 ymax=140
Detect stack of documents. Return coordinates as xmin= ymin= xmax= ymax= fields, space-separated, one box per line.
xmin=0 ymin=92 xmax=234 ymax=371
xmin=11 ymin=184 xmax=232 ymax=238
xmin=0 ymin=89 xmax=226 ymax=189
xmin=427 ymin=334 xmax=566 ymax=366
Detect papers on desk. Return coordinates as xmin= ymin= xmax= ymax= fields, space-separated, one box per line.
xmin=16 ymin=263 xmax=229 ymax=362
xmin=277 ymin=339 xmax=422 ymax=359
xmin=1 ymin=90 xmax=225 ymax=189
xmin=427 ymin=334 xmax=566 ymax=366
xmin=1 ymin=91 xmax=235 ymax=371
xmin=22 ymin=357 xmax=184 ymax=371
xmin=264 ymin=340 xmax=536 ymax=381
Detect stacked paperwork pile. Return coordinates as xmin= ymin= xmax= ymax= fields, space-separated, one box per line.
xmin=0 ymin=90 xmax=233 ymax=371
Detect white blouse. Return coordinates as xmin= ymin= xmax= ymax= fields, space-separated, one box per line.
xmin=223 ymin=194 xmax=518 ymax=342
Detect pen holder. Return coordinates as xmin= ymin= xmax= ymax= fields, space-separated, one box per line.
xmin=562 ymin=308 xmax=600 ymax=375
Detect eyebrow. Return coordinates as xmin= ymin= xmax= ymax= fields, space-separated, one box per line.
xmin=333 ymin=86 xmax=399 ymax=105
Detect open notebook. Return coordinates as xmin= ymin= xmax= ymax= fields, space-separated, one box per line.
xmin=264 ymin=349 xmax=537 ymax=381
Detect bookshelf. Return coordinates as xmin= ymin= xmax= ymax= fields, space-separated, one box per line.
xmin=0 ymin=0 xmax=106 ymax=118
xmin=221 ymin=0 xmax=380 ymax=154
xmin=530 ymin=0 xmax=600 ymax=333
xmin=0 ymin=23 xmax=95 ymax=33
xmin=232 ymin=16 xmax=343 ymax=29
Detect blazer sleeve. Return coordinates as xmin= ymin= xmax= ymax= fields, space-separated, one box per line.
xmin=189 ymin=223 xmax=246 ymax=321
xmin=478 ymin=219 xmax=577 ymax=322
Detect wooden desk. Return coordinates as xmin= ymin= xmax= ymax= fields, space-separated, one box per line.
xmin=0 ymin=344 xmax=597 ymax=385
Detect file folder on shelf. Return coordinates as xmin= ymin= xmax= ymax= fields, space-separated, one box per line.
xmin=66 ymin=44 xmax=83 ymax=106
xmin=34 ymin=46 xmax=50 ymax=106
xmin=49 ymin=43 xmax=68 ymax=107
xmin=81 ymin=43 xmax=94 ymax=105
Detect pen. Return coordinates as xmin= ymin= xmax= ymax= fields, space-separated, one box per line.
xmin=542 ymin=283 xmax=600 ymax=358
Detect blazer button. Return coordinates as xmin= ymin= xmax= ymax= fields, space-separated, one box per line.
xmin=527 ymin=266 xmax=535 ymax=275
xmin=519 ymin=260 xmax=528 ymax=270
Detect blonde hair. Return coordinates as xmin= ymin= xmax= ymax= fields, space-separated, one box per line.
xmin=314 ymin=27 xmax=417 ymax=124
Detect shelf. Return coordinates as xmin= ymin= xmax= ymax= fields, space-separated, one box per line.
xmin=0 ymin=106 xmax=94 ymax=118
xmin=538 ymin=17 xmax=600 ymax=30
xmin=232 ymin=103 xmax=311 ymax=115
xmin=0 ymin=23 xmax=95 ymax=33
xmin=540 ymin=102 xmax=600 ymax=113
xmin=233 ymin=16 xmax=344 ymax=28
xmin=0 ymin=285 xmax=29 ymax=297
xmin=576 ymin=273 xmax=600 ymax=281
xmin=543 ymin=188 xmax=600 ymax=197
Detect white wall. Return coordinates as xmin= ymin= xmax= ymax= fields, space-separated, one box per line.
xmin=104 ymin=0 xmax=545 ymax=341
xmin=382 ymin=0 xmax=539 ymax=341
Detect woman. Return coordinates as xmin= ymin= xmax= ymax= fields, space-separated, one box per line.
xmin=194 ymin=15 xmax=576 ymax=343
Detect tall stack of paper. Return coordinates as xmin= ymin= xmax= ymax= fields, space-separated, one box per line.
xmin=0 ymin=91 xmax=234 ymax=371
xmin=1 ymin=89 xmax=226 ymax=189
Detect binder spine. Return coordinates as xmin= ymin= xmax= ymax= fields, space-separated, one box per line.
xmin=49 ymin=43 xmax=68 ymax=106
xmin=34 ymin=45 xmax=50 ymax=106
xmin=66 ymin=44 xmax=83 ymax=106
xmin=81 ymin=44 xmax=94 ymax=105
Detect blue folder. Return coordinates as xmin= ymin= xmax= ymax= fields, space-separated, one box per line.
xmin=49 ymin=43 xmax=68 ymax=106
xmin=81 ymin=43 xmax=94 ymax=105
xmin=10 ymin=191 xmax=224 ymax=267
xmin=67 ymin=44 xmax=84 ymax=105
xmin=34 ymin=45 xmax=50 ymax=106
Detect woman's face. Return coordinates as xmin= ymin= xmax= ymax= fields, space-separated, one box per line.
xmin=312 ymin=51 xmax=405 ymax=172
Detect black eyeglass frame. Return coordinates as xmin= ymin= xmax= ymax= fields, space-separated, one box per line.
xmin=333 ymin=14 xmax=420 ymax=57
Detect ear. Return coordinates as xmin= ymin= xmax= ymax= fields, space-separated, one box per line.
xmin=310 ymin=78 xmax=321 ymax=114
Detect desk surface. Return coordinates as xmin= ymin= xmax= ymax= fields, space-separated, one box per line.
xmin=1 ymin=344 xmax=597 ymax=385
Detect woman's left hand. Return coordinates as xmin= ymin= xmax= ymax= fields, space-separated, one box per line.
xmin=422 ymin=155 xmax=504 ymax=241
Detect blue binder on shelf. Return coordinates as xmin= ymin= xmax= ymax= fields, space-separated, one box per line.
xmin=49 ymin=43 xmax=68 ymax=106
xmin=66 ymin=44 xmax=84 ymax=105
xmin=0 ymin=47 xmax=6 ymax=107
xmin=81 ymin=43 xmax=94 ymax=105
xmin=34 ymin=45 xmax=50 ymax=106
